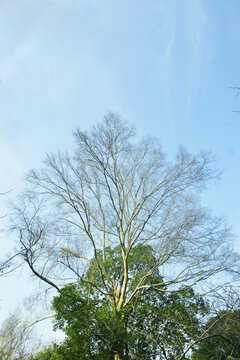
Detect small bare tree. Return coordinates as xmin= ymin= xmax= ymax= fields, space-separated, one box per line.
xmin=0 ymin=312 xmax=39 ymax=360
xmin=11 ymin=113 xmax=239 ymax=359
xmin=0 ymin=190 xmax=20 ymax=276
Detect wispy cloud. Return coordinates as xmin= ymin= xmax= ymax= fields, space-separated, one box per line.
xmin=151 ymin=0 xmax=208 ymax=132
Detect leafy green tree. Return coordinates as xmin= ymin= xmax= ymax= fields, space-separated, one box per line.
xmin=49 ymin=245 xmax=208 ymax=359
xmin=28 ymin=343 xmax=71 ymax=360
xmin=191 ymin=309 xmax=240 ymax=360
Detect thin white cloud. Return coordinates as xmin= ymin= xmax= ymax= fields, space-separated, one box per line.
xmin=183 ymin=0 xmax=208 ymax=116
xmin=151 ymin=0 xmax=208 ymax=128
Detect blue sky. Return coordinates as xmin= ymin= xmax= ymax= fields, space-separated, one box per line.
xmin=0 ymin=0 xmax=240 ymax=338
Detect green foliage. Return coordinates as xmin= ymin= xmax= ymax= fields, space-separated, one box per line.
xmin=126 ymin=282 xmax=208 ymax=360
xmin=52 ymin=284 xmax=116 ymax=359
xmin=191 ymin=309 xmax=240 ymax=360
xmin=49 ymin=245 xmax=208 ymax=359
xmin=28 ymin=342 xmax=80 ymax=360
xmin=29 ymin=344 xmax=60 ymax=360
xmin=86 ymin=244 xmax=159 ymax=293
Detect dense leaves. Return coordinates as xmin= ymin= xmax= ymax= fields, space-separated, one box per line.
xmin=45 ymin=245 xmax=208 ymax=359
xmin=28 ymin=343 xmax=78 ymax=360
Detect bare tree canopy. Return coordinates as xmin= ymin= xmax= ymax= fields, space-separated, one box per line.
xmin=12 ymin=113 xmax=239 ymax=306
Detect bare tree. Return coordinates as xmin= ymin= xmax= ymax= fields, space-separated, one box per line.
xmin=0 ymin=190 xmax=20 ymax=276
xmin=0 ymin=311 xmax=40 ymax=360
xmin=11 ymin=113 xmax=239 ymax=359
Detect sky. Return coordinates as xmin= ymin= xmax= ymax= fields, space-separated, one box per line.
xmin=0 ymin=0 xmax=240 ymax=342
